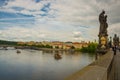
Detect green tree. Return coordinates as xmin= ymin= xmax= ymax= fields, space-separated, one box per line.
xmin=80 ymin=43 xmax=98 ymax=53
xmin=71 ymin=46 xmax=75 ymax=49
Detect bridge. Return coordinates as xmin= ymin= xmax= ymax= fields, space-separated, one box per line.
xmin=109 ymin=50 xmax=120 ymax=80
xmin=0 ymin=45 xmax=41 ymax=50
xmin=0 ymin=45 xmax=16 ymax=49
xmin=0 ymin=45 xmax=28 ymax=50
xmin=0 ymin=45 xmax=16 ymax=47
xmin=65 ymin=49 xmax=120 ymax=80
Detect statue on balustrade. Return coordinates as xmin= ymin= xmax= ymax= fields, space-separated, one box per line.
xmin=113 ymin=34 xmax=119 ymax=46
xmin=97 ymin=10 xmax=109 ymax=54
xmin=99 ymin=10 xmax=108 ymax=36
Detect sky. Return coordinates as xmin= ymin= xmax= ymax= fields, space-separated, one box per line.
xmin=0 ymin=0 xmax=120 ymax=42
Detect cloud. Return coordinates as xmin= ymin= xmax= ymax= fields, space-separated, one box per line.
xmin=0 ymin=0 xmax=55 ymax=18
xmin=0 ymin=21 xmax=77 ymax=41
xmin=0 ymin=26 xmax=47 ymax=41
xmin=0 ymin=0 xmax=120 ymax=41
xmin=108 ymin=23 xmax=120 ymax=38
xmin=0 ymin=0 xmax=8 ymax=7
xmin=73 ymin=31 xmax=81 ymax=37
xmin=73 ymin=31 xmax=84 ymax=41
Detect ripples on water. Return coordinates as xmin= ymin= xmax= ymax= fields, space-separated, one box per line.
xmin=0 ymin=48 xmax=95 ymax=80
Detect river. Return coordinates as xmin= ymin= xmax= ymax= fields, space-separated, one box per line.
xmin=0 ymin=48 xmax=95 ymax=80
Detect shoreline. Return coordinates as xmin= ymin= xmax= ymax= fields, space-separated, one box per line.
xmin=15 ymin=46 xmax=75 ymax=52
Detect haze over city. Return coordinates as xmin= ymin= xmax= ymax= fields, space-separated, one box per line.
xmin=0 ymin=0 xmax=120 ymax=42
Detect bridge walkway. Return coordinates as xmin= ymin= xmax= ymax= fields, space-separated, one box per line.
xmin=108 ymin=50 xmax=120 ymax=80
xmin=114 ymin=50 xmax=120 ymax=80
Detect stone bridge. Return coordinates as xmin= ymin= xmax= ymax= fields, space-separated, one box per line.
xmin=65 ymin=49 xmax=120 ymax=80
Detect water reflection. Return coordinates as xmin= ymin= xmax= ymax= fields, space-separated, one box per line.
xmin=0 ymin=49 xmax=95 ymax=80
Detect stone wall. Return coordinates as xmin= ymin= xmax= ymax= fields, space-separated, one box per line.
xmin=65 ymin=51 xmax=114 ymax=80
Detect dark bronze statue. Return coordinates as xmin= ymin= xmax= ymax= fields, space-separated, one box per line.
xmin=104 ymin=15 xmax=108 ymax=35
xmin=99 ymin=10 xmax=108 ymax=36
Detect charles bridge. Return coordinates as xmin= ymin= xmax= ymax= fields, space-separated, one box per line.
xmin=0 ymin=11 xmax=119 ymax=80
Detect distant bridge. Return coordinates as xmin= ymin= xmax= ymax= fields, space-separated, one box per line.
xmin=0 ymin=45 xmax=39 ymax=50
xmin=0 ymin=45 xmax=16 ymax=50
xmin=0 ymin=45 xmax=19 ymax=47
xmin=0 ymin=45 xmax=26 ymax=49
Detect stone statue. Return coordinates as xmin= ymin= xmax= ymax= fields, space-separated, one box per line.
xmin=99 ymin=10 xmax=105 ymax=35
xmin=104 ymin=15 xmax=108 ymax=35
xmin=99 ymin=10 xmax=108 ymax=36
xmin=97 ymin=10 xmax=109 ymax=53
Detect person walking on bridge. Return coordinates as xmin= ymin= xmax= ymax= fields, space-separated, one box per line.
xmin=112 ymin=45 xmax=117 ymax=55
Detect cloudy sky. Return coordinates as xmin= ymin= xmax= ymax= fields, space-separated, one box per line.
xmin=0 ymin=0 xmax=120 ymax=42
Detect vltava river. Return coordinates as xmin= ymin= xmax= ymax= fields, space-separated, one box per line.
xmin=0 ymin=48 xmax=95 ymax=80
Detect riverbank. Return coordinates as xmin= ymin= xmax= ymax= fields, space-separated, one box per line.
xmin=1 ymin=45 xmax=96 ymax=54
xmin=15 ymin=46 xmax=75 ymax=52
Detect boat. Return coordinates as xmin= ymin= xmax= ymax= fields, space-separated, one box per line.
xmin=54 ymin=53 xmax=62 ymax=60
xmin=16 ymin=50 xmax=21 ymax=53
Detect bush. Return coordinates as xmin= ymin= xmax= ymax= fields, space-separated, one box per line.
xmin=33 ymin=44 xmax=53 ymax=48
xmin=71 ymin=46 xmax=75 ymax=49
xmin=45 ymin=44 xmax=53 ymax=48
xmin=80 ymin=43 xmax=98 ymax=53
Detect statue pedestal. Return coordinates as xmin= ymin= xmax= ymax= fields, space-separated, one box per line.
xmin=96 ymin=48 xmax=107 ymax=54
xmin=97 ymin=35 xmax=108 ymax=54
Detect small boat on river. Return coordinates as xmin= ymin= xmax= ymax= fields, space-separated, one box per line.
xmin=16 ymin=50 xmax=21 ymax=53
xmin=54 ymin=53 xmax=62 ymax=60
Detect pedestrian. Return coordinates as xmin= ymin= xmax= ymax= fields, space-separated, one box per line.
xmin=112 ymin=45 xmax=117 ymax=55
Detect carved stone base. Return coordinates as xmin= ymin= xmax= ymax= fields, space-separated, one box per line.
xmin=96 ymin=48 xmax=107 ymax=54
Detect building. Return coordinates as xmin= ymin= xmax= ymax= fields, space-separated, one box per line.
xmin=26 ymin=41 xmax=35 ymax=46
xmin=17 ymin=42 xmax=25 ymax=45
xmin=51 ymin=41 xmax=63 ymax=49
xmin=72 ymin=42 xmax=82 ymax=49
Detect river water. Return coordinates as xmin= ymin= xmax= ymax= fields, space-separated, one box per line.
xmin=0 ymin=48 xmax=95 ymax=80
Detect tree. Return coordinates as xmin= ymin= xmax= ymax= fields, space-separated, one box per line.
xmin=80 ymin=43 xmax=98 ymax=53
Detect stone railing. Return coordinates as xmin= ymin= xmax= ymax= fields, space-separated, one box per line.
xmin=65 ymin=51 xmax=114 ymax=80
